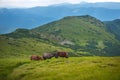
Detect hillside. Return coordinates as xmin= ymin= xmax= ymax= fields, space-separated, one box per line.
xmin=0 ymin=35 xmax=73 ymax=58
xmin=1 ymin=15 xmax=120 ymax=57
xmin=31 ymin=15 xmax=120 ymax=56
xmin=104 ymin=19 xmax=120 ymax=40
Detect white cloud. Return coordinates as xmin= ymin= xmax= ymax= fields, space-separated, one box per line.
xmin=87 ymin=0 xmax=120 ymax=3
xmin=0 ymin=0 xmax=120 ymax=8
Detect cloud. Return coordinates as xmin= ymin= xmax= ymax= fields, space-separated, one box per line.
xmin=0 ymin=0 xmax=120 ymax=8
xmin=87 ymin=0 xmax=120 ymax=3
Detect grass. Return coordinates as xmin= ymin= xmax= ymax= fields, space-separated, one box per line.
xmin=0 ymin=57 xmax=120 ymax=80
xmin=0 ymin=36 xmax=73 ymax=58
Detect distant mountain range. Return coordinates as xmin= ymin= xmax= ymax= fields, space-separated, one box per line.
xmin=0 ymin=2 xmax=120 ymax=34
xmin=1 ymin=15 xmax=120 ymax=57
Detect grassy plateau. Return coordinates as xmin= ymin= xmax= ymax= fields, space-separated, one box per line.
xmin=0 ymin=57 xmax=120 ymax=80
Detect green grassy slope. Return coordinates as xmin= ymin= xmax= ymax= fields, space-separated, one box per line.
xmin=0 ymin=35 xmax=73 ymax=58
xmin=0 ymin=57 xmax=120 ymax=80
xmin=31 ymin=15 xmax=120 ymax=56
xmin=32 ymin=15 xmax=114 ymax=42
xmin=1 ymin=15 xmax=120 ymax=56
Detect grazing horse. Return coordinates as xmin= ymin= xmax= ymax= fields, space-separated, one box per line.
xmin=54 ymin=52 xmax=68 ymax=58
xmin=42 ymin=53 xmax=54 ymax=60
xmin=30 ymin=55 xmax=42 ymax=61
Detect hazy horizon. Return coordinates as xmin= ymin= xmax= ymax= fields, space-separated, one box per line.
xmin=0 ymin=0 xmax=120 ymax=8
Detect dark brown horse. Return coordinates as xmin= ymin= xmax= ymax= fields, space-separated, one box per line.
xmin=54 ymin=52 xmax=68 ymax=58
xmin=30 ymin=55 xmax=43 ymax=61
xmin=42 ymin=53 xmax=54 ymax=60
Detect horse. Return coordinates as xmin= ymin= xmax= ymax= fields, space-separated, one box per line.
xmin=42 ymin=53 xmax=54 ymax=60
xmin=30 ymin=55 xmax=43 ymax=60
xmin=54 ymin=52 xmax=68 ymax=58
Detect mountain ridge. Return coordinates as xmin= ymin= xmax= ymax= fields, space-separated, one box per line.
xmin=1 ymin=15 xmax=120 ymax=56
xmin=0 ymin=2 xmax=120 ymax=34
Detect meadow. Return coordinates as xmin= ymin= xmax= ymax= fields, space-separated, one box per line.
xmin=0 ymin=57 xmax=120 ymax=80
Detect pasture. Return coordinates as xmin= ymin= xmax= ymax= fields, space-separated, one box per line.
xmin=0 ymin=57 xmax=120 ymax=80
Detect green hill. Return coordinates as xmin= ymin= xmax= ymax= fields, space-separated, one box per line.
xmin=31 ymin=15 xmax=120 ymax=56
xmin=0 ymin=35 xmax=73 ymax=58
xmin=104 ymin=19 xmax=120 ymax=40
xmin=0 ymin=15 xmax=120 ymax=57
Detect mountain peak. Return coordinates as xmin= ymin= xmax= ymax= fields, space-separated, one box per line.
xmin=30 ymin=15 xmax=120 ymax=55
xmin=62 ymin=15 xmax=104 ymax=28
xmin=32 ymin=15 xmax=114 ymax=42
xmin=63 ymin=15 xmax=94 ymax=19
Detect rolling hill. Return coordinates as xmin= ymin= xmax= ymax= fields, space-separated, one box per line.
xmin=31 ymin=15 xmax=120 ymax=56
xmin=0 ymin=15 xmax=120 ymax=57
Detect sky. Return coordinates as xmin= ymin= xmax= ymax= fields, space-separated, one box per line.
xmin=0 ymin=0 xmax=120 ymax=8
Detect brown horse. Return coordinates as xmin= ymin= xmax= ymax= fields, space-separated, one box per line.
xmin=54 ymin=52 xmax=68 ymax=58
xmin=30 ymin=55 xmax=43 ymax=61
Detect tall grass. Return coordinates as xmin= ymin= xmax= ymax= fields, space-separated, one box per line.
xmin=0 ymin=57 xmax=120 ymax=80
